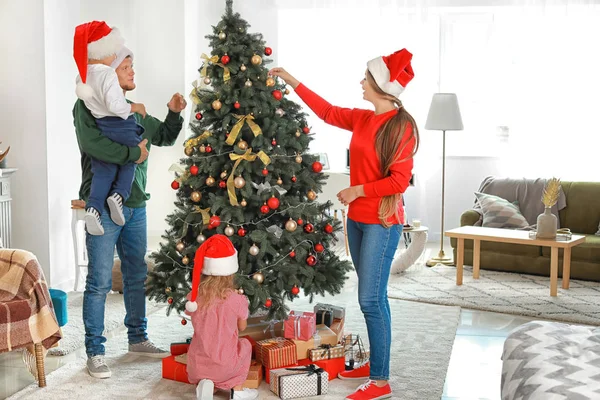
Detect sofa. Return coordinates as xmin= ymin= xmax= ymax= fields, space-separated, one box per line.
xmin=451 ymin=181 xmax=600 ymax=282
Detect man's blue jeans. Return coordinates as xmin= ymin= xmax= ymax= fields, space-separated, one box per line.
xmin=346 ymin=218 xmax=402 ymax=381
xmin=83 ymin=205 xmax=149 ymax=356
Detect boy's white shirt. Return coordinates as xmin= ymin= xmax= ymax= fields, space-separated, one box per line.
xmin=76 ymin=64 xmax=132 ymax=119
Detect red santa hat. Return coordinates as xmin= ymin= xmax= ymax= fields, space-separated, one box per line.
xmin=186 ymin=234 xmax=239 ymax=313
xmin=366 ymin=48 xmax=414 ymax=98
xmin=73 ymin=21 xmax=124 ymax=100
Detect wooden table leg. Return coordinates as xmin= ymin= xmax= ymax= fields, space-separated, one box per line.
xmin=550 ymin=247 xmax=558 ymax=296
xmin=473 ymin=239 xmax=481 ymax=279
xmin=456 ymin=238 xmax=464 ymax=285
xmin=562 ymin=247 xmax=571 ymax=289
xmin=35 ymin=343 xmax=46 ymax=387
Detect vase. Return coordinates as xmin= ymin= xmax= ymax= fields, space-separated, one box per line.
xmin=536 ymin=207 xmax=557 ymax=239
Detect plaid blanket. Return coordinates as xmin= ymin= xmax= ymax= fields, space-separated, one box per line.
xmin=0 ymin=249 xmax=61 ymax=352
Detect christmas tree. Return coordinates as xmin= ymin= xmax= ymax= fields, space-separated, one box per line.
xmin=147 ymin=0 xmax=352 ymax=321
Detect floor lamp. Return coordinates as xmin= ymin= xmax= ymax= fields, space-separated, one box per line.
xmin=425 ymin=93 xmax=464 ymax=267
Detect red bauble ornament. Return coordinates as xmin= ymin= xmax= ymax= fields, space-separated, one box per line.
xmin=303 ymin=126 xmax=310 ymax=134
xmin=291 ymin=286 xmax=300 ymax=295
xmin=304 ymin=223 xmax=314 ymax=233
xmin=205 ymin=145 xmax=213 ymax=153
xmin=171 ymin=180 xmax=180 ymax=190
xmin=221 ymin=54 xmax=230 ymax=64
xmin=289 ymin=250 xmax=296 ymax=258
xmin=272 ymin=90 xmax=283 ymax=100
xmin=297 ymin=218 xmax=304 ymax=225
xmin=167 ymin=297 xmax=174 ymax=304
xmin=181 ymin=319 xmax=188 ymax=325
xmin=234 ymin=101 xmax=241 ymax=109
xmin=264 ymin=47 xmax=273 ymax=56
xmin=195 ymin=112 xmax=203 ymax=120
xmin=208 ymin=215 xmax=221 ymax=229
xmin=306 ymin=255 xmax=317 ymax=266
xmin=190 ymin=165 xmax=199 ymax=176
xmin=271 ymin=139 xmax=277 ymax=146
xmin=262 ymin=168 xmax=269 ymax=176
xmin=265 ymin=299 xmax=272 ymax=308
xmin=260 ymin=204 xmax=270 ymax=214
xmin=315 ymin=243 xmax=325 ymax=253
xmin=237 ymin=227 xmax=247 ymax=237
xmin=291 ymin=176 xmax=297 ymax=183
xmin=219 ymin=180 xmax=227 ymax=188
xmin=267 ymin=196 xmax=280 ymax=210
xmin=312 ymin=161 xmax=323 ymax=173
xmin=324 ymin=224 xmax=334 ymax=234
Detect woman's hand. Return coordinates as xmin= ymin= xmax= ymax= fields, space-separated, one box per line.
xmin=268 ymin=67 xmax=300 ymax=89
xmin=337 ymin=185 xmax=365 ymax=206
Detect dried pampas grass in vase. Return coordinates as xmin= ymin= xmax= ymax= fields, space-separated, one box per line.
xmin=537 ymin=178 xmax=561 ymax=239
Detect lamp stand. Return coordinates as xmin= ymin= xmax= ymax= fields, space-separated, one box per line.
xmin=426 ymin=129 xmax=454 ymax=267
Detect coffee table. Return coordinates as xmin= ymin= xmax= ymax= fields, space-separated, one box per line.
xmin=445 ymin=226 xmax=585 ymax=296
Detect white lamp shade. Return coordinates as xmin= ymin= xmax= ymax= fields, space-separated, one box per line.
xmin=425 ymin=93 xmax=464 ymax=131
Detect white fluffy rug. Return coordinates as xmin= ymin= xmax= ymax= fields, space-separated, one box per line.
xmin=9 ymin=296 xmax=459 ymax=400
xmin=389 ymin=264 xmax=600 ymax=326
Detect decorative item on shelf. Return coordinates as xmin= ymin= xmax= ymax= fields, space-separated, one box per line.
xmin=536 ymin=177 xmax=561 ymax=239
xmin=424 ymin=93 xmax=464 ymax=267
xmin=0 ymin=142 xmax=10 ymax=168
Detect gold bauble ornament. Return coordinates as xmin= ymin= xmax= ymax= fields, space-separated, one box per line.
xmin=197 ymin=234 xmax=206 ymax=243
xmin=237 ymin=140 xmax=248 ymax=150
xmin=240 ymin=64 xmax=247 ymax=71
xmin=295 ymin=154 xmax=303 ymax=163
xmin=234 ymin=176 xmax=246 ymax=189
xmin=165 ymin=287 xmax=172 ymax=294
xmin=200 ymin=144 xmax=206 ymax=153
xmin=240 ymin=199 xmax=247 ymax=207
xmin=252 ymin=271 xmax=264 ymax=283
xmin=212 ymin=100 xmax=222 ymax=110
xmin=203 ymin=77 xmax=211 ymax=85
xmin=307 ymin=190 xmax=317 ymax=201
xmin=176 ymin=242 xmax=185 ymax=252
xmin=245 ymin=79 xmax=253 ymax=88
xmin=191 ymin=191 xmax=202 ymax=202
xmin=238 ymin=288 xmax=244 ymax=295
xmin=206 ymin=176 xmax=215 ymax=186
xmin=182 ymin=256 xmax=190 ymax=265
xmin=220 ymin=171 xmax=228 ymax=179
xmin=184 ymin=146 xmax=194 ymax=156
xmin=295 ymin=130 xmax=301 ymax=137
xmin=285 ymin=88 xmax=290 ymax=95
xmin=285 ymin=218 xmax=298 ymax=232
xmin=251 ymin=54 xmax=262 ymax=65
xmin=224 ymin=225 xmax=235 ymax=236
xmin=218 ymin=31 xmax=226 ymax=40
xmin=277 ymin=177 xmax=283 ymax=185
xmin=266 ymin=77 xmax=275 ymax=87
xmin=249 ymin=244 xmax=260 ymax=256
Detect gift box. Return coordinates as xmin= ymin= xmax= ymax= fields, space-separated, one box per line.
xmin=255 ymin=338 xmax=297 ymax=370
xmin=170 ymin=342 xmax=190 ymax=356
xmin=315 ymin=309 xmax=333 ymax=327
xmin=298 ymin=357 xmax=345 ymax=381
xmin=314 ymin=303 xmax=345 ymax=320
xmin=162 ymin=355 xmax=191 ymax=384
xmin=240 ymin=318 xmax=284 ymax=341
xmin=270 ymin=364 xmax=329 ymax=399
xmin=309 ymin=344 xmax=345 ymax=361
xmin=292 ymin=324 xmax=338 ymax=360
xmin=243 ymin=360 xmax=263 ymax=389
xmin=329 ymin=318 xmax=345 ymax=343
xmin=284 ymin=311 xmax=316 ymax=341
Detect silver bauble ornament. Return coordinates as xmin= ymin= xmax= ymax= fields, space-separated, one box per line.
xmin=275 ymin=108 xmax=285 ymax=117
xmin=234 ymin=176 xmax=246 ymax=188
xmin=238 ymin=288 xmax=244 ymax=295
xmin=224 ymin=225 xmax=235 ymax=236
xmin=249 ymin=244 xmax=260 ymax=256
xmin=240 ymin=64 xmax=247 ymax=71
xmin=285 ymin=219 xmax=298 ymax=232
xmin=203 ymin=77 xmax=211 ymax=85
xmin=252 ymin=272 xmax=264 ymax=284
xmin=218 ymin=31 xmax=226 ymax=40
xmin=295 ymin=154 xmax=303 ymax=163
xmin=240 ymin=199 xmax=248 ymax=207
xmin=245 ymin=79 xmax=253 ymax=88
xmin=197 ymin=234 xmax=206 ymax=243
xmin=176 ymin=242 xmax=185 ymax=252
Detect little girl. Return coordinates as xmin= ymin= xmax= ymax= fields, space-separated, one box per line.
xmin=185 ymin=234 xmax=258 ymax=400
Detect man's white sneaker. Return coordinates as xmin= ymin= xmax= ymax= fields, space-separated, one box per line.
xmin=84 ymin=207 xmax=104 ymax=236
xmin=87 ymin=355 xmax=111 ymax=379
xmin=107 ymin=192 xmax=125 ymax=226
xmin=196 ymin=379 xmax=214 ymax=400
xmin=231 ymin=388 xmax=259 ymax=400
xmin=128 ymin=340 xmax=170 ymax=358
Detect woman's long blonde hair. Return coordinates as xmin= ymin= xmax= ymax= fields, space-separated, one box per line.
xmin=366 ymin=71 xmax=420 ymax=227
xmin=195 ymin=274 xmax=236 ymax=311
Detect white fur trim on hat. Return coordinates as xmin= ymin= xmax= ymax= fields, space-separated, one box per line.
xmin=367 ymin=56 xmax=405 ymax=98
xmin=88 ymin=27 xmax=124 ymax=60
xmin=202 ymin=250 xmax=239 ymax=276
xmin=76 ymin=82 xmax=95 ymax=100
xmin=185 ymin=301 xmax=198 ymax=313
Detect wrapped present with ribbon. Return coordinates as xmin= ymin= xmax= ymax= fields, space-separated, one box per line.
xmin=308 ymin=343 xmax=345 ymax=361
xmin=240 ymin=318 xmax=284 ymax=342
xmin=270 ymin=364 xmax=329 ymax=399
xmin=292 ymin=324 xmax=338 ymax=360
xmin=162 ymin=355 xmax=191 ymax=384
xmin=255 ymin=338 xmax=297 ymax=370
xmin=243 ymin=360 xmax=263 ymax=389
xmin=314 ymin=303 xmax=345 ymax=320
xmin=170 ymin=340 xmax=191 ymax=356
xmin=298 ymin=357 xmax=345 ymax=381
xmin=284 ymin=311 xmax=316 ymax=341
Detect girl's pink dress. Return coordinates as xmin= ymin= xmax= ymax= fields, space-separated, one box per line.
xmin=186 ymin=292 xmax=252 ymax=389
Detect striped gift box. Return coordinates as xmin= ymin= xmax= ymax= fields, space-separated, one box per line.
xmin=309 ymin=344 xmax=345 ymax=361
xmin=256 ymin=338 xmax=297 ymax=370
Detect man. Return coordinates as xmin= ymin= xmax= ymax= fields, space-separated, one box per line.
xmin=73 ymin=45 xmax=186 ymax=379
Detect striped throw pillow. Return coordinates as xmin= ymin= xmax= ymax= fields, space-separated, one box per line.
xmin=475 ymin=192 xmax=529 ymax=229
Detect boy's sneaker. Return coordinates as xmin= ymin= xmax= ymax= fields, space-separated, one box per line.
xmin=230 ymin=388 xmax=259 ymax=400
xmin=87 ymin=355 xmax=111 ymax=379
xmin=339 ymin=362 xmax=370 ymax=380
xmin=107 ymin=192 xmax=125 ymax=226
xmin=345 ymin=380 xmax=392 ymax=400
xmin=128 ymin=340 xmax=170 ymax=358
xmin=84 ymin=207 xmax=104 ymax=236
xmin=196 ymin=379 xmax=214 ymax=400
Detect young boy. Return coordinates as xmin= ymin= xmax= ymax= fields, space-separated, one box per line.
xmin=73 ymin=20 xmax=145 ymax=235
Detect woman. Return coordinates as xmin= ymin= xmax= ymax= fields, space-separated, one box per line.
xmin=269 ymin=48 xmax=419 ymax=400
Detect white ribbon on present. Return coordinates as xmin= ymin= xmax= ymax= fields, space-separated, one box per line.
xmin=251 ymin=181 xmax=288 ymax=196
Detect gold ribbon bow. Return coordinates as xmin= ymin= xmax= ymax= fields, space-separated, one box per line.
xmin=227 ymin=148 xmax=271 ymax=206
xmin=192 ymin=206 xmax=211 ymax=225
xmin=226 ymin=114 xmax=263 ymax=146
xmin=184 ymin=131 xmax=212 ymax=151
xmin=200 ymin=53 xmax=230 ymax=82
